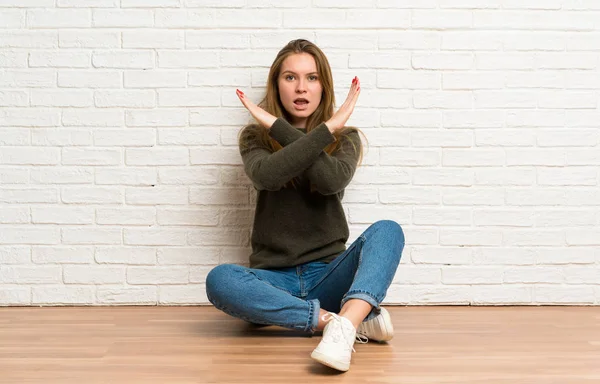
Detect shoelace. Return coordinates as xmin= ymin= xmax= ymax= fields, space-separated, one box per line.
xmin=321 ymin=313 xmax=369 ymax=353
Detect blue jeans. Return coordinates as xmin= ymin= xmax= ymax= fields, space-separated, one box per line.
xmin=205 ymin=220 xmax=405 ymax=333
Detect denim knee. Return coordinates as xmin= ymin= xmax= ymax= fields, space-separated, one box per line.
xmin=373 ymin=219 xmax=404 ymax=242
xmin=205 ymin=263 xmax=238 ymax=305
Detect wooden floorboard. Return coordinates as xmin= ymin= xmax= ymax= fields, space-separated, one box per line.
xmin=1 ymin=306 xmax=599 ymax=383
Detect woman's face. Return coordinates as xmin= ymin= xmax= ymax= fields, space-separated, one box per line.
xmin=277 ymin=52 xmax=323 ymax=128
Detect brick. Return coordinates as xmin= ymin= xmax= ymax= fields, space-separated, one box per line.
xmin=95 ymin=168 xmax=157 ymax=186
xmin=97 ymin=286 xmax=157 ymax=304
xmin=189 ymin=147 xmax=242 ymax=165
xmin=473 ymin=209 xmax=534 ymax=227
xmin=31 ymin=167 xmax=94 ymax=184
xmin=157 ymin=89 xmax=221 ymax=107
xmin=412 ymin=10 xmax=472 ymax=29
xmin=0 ymin=51 xmax=28 ymax=68
xmin=158 ymin=128 xmax=219 ymax=146
xmin=93 ymin=9 xmax=154 ymax=27
xmin=32 ymin=247 xmax=94 ymax=264
xmin=409 ymin=286 xmax=472 ymax=305
xmin=1 ymin=31 xmax=57 ymax=48
xmin=123 ymin=0 xmax=179 ymax=6
xmin=473 ymin=286 xmax=533 ymax=305
xmin=61 ymin=186 xmax=123 ymax=204
xmin=61 ymin=228 xmax=122 ymax=245
xmin=476 ymin=128 xmax=536 ymax=147
xmin=0 ymin=207 xmax=29 ymax=224
xmin=0 ymin=246 xmax=30 ymax=264
xmin=58 ymin=70 xmax=121 ymax=88
xmin=124 ymin=229 xmax=187 ymax=246
xmin=440 ymin=229 xmax=503 ymax=246
xmin=0 ymin=108 xmax=60 ymax=127
xmin=1 ymin=266 xmax=61 ymax=283
xmin=157 ymin=208 xmax=219 ymax=226
xmin=31 ymin=90 xmax=93 ymax=107
xmin=158 ymin=50 xmax=219 ymax=68
xmin=32 ymin=286 xmax=94 ymax=305
xmin=159 ymin=284 xmax=207 ymax=304
xmin=95 ymin=90 xmax=156 ymax=108
xmin=59 ymin=31 xmax=120 ymax=48
xmin=504 ymin=230 xmax=565 ymax=246
xmin=380 ymin=148 xmax=440 ymax=166
xmin=64 ymin=265 xmax=124 ymax=284
xmin=58 ymin=0 xmax=118 ymax=5
xmin=0 ymin=10 xmax=25 ymax=28
xmin=29 ymin=51 xmax=90 ymax=68
xmin=187 ymin=228 xmax=248 ymax=246
xmin=189 ymin=187 xmax=248 ymax=205
xmin=92 ymin=51 xmax=154 ymax=69
xmin=96 ymin=208 xmax=156 ymax=225
xmin=32 ymin=129 xmax=93 ymax=146
xmin=62 ymin=148 xmax=121 ymax=165
xmin=28 ymin=9 xmax=91 ymax=28
xmin=158 ymin=167 xmax=219 ymax=185
xmin=94 ymin=129 xmax=156 ymax=147
xmin=188 ymin=69 xmax=251 ymax=87
xmin=127 ymin=267 xmax=188 ymax=284
xmin=125 ymin=186 xmax=188 ymax=205
xmin=186 ymin=31 xmax=249 ymax=49
xmin=0 ymin=148 xmax=59 ymax=165
xmin=0 ymin=91 xmax=28 ymax=107
xmin=157 ymin=247 xmax=219 ymax=265
xmin=125 ymin=148 xmax=188 ymax=165
xmin=32 ymin=207 xmax=94 ymax=224
xmin=62 ymin=109 xmax=124 ymax=127
xmin=443 ymin=267 xmax=503 ymax=284
xmin=535 ymin=285 xmax=595 ymax=304
xmin=413 ymin=208 xmax=472 ymax=226
xmin=95 ymin=247 xmax=156 ymax=264
xmin=125 ymin=71 xmax=187 ymax=88
xmin=379 ymin=186 xmax=440 ymax=205
xmin=122 ymin=31 xmax=184 ymax=49
xmin=351 ymin=166 xmax=410 ymax=185
xmin=0 ymin=287 xmax=31 ymax=305
xmin=0 ymin=169 xmax=29 ymax=184
xmin=411 ymin=247 xmax=472 ymax=265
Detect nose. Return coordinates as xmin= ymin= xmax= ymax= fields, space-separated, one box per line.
xmin=296 ymin=79 xmax=306 ymax=93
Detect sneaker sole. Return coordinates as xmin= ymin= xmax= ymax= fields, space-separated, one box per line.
xmin=310 ymin=350 xmax=350 ymax=372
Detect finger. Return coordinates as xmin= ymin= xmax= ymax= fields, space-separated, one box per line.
xmin=236 ymin=88 xmax=245 ymax=101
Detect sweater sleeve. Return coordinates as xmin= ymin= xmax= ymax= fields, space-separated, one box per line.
xmin=268 ymin=118 xmax=361 ymax=195
xmin=239 ymin=120 xmax=337 ymax=191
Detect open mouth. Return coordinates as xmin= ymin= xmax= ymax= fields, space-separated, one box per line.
xmin=294 ymin=98 xmax=309 ymax=106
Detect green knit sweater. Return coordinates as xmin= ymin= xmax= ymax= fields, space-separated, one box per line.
xmin=239 ymin=117 xmax=361 ymax=269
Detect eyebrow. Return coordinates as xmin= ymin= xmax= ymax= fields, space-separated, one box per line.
xmin=281 ymin=70 xmax=318 ymax=75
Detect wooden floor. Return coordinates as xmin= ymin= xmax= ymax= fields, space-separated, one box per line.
xmin=1 ymin=306 xmax=599 ymax=383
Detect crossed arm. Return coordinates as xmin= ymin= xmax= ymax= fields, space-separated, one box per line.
xmin=240 ymin=118 xmax=361 ymax=195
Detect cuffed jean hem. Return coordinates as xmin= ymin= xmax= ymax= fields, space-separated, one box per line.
xmin=340 ymin=290 xmax=381 ymax=321
xmin=307 ymin=298 xmax=321 ymax=333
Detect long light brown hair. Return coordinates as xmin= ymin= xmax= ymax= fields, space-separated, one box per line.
xmin=238 ymin=39 xmax=367 ymax=190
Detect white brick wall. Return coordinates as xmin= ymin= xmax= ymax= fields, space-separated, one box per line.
xmin=1 ymin=1 xmax=599 ymax=307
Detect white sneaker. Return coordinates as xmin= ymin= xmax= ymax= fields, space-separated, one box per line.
xmin=311 ymin=312 xmax=365 ymax=372
xmin=356 ymin=307 xmax=394 ymax=342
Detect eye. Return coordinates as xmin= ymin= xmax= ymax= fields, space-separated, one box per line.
xmin=285 ymin=75 xmax=295 ymax=81
xmin=309 ymin=75 xmax=318 ymax=81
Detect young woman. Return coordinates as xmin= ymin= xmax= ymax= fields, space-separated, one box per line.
xmin=205 ymin=39 xmax=405 ymax=372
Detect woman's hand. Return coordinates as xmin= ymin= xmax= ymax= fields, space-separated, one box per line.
xmin=236 ymin=89 xmax=277 ymax=129
xmin=325 ymin=76 xmax=361 ymax=134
